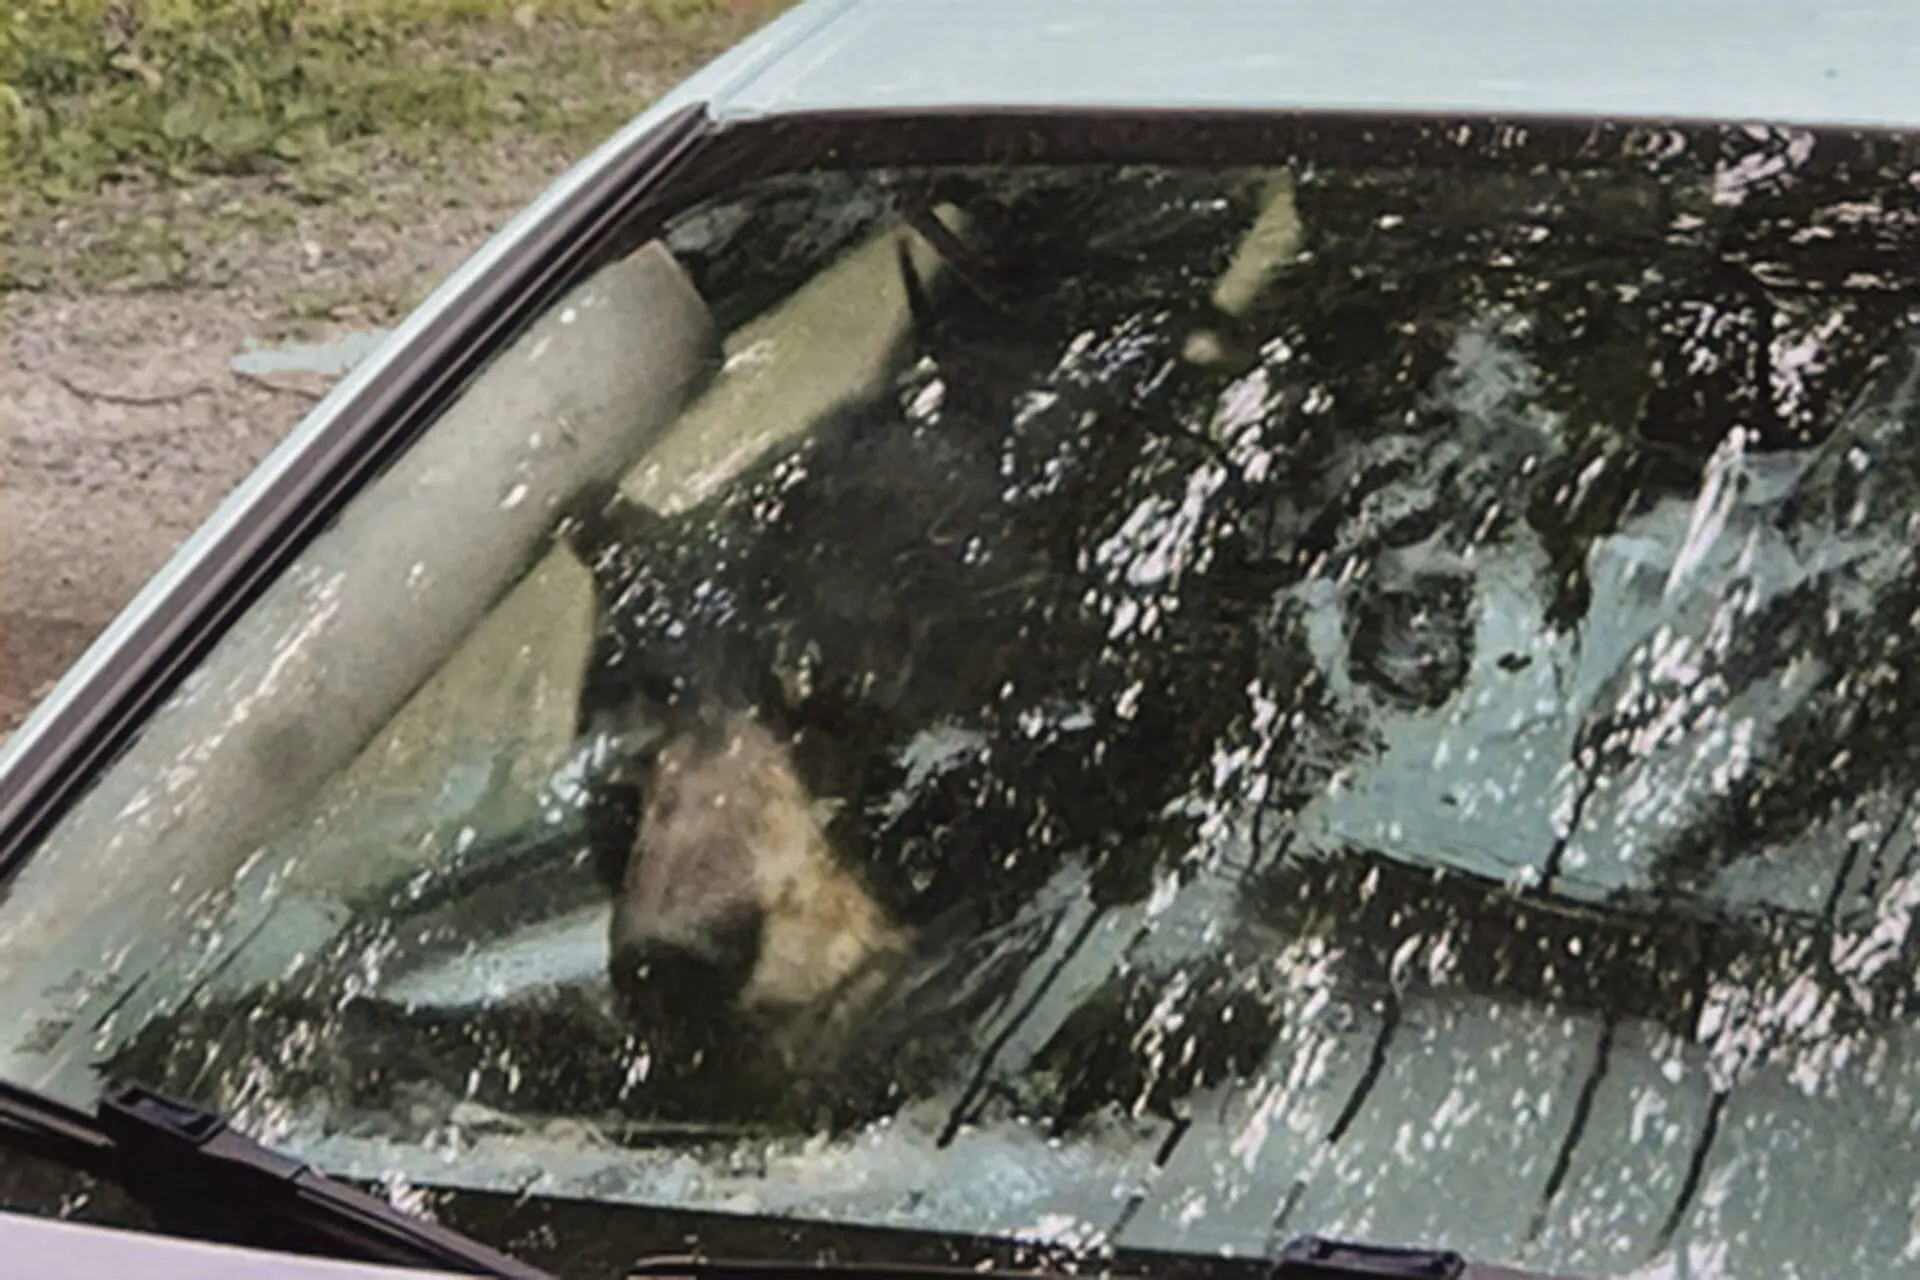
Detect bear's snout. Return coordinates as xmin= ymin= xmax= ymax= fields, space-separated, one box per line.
xmin=609 ymin=898 xmax=761 ymax=1030
xmin=608 ymin=714 xmax=910 ymax=1053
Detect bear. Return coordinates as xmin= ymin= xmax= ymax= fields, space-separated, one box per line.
xmin=548 ymin=271 xmax=1294 ymax=1131
xmin=549 ymin=383 xmax=1060 ymax=1125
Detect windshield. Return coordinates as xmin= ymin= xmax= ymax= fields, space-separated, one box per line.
xmin=6 ymin=121 xmax=1920 ymax=1279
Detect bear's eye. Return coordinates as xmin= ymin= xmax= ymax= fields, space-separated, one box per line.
xmin=1345 ymin=571 xmax=1477 ymax=711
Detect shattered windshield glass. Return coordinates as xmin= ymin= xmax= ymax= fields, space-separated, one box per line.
xmin=6 ymin=122 xmax=1920 ymax=1277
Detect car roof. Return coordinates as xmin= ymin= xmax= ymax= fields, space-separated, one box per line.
xmin=685 ymin=0 xmax=1920 ymax=129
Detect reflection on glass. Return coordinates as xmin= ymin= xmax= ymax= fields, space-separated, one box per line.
xmin=8 ymin=125 xmax=1920 ymax=1277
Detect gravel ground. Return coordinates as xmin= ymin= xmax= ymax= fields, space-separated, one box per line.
xmin=4 ymin=174 xmax=522 ymax=726
xmin=0 ymin=44 xmax=717 ymax=731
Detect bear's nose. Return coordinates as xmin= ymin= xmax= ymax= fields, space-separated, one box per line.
xmin=608 ymin=910 xmax=761 ymax=1027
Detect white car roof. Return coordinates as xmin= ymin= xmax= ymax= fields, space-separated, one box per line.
xmin=687 ymin=0 xmax=1920 ymax=129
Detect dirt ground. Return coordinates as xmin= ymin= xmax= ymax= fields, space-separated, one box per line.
xmin=0 ymin=10 xmax=772 ymax=733
xmin=1 ymin=144 xmax=555 ymax=729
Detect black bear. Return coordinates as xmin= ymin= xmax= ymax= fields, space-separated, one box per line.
xmin=551 ymin=264 xmax=1287 ymax=1129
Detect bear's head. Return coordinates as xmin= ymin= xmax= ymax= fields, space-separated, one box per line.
xmin=605 ymin=713 xmax=923 ymax=1101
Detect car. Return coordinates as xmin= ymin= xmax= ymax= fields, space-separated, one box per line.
xmin=6 ymin=1 xmax=1920 ymax=1276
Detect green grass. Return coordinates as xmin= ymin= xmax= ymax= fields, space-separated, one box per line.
xmin=0 ymin=0 xmax=778 ymax=222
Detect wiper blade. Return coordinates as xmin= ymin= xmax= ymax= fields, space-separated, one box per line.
xmin=631 ymin=1235 xmax=1576 ymax=1280
xmin=0 ymin=1078 xmax=553 ymax=1278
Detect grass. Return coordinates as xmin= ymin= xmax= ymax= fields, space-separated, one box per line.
xmin=0 ymin=0 xmax=783 ymax=232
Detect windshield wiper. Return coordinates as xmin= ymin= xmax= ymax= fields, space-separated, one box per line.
xmin=0 ymin=1077 xmax=554 ymax=1278
xmin=630 ymin=1235 xmax=1575 ymax=1280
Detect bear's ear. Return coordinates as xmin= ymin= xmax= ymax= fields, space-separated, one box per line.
xmin=552 ymin=479 xmax=670 ymax=585
xmin=553 ymin=476 xmax=620 ymax=553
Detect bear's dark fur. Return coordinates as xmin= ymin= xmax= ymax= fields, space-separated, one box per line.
xmin=551 ymin=214 xmax=1292 ymax=1128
